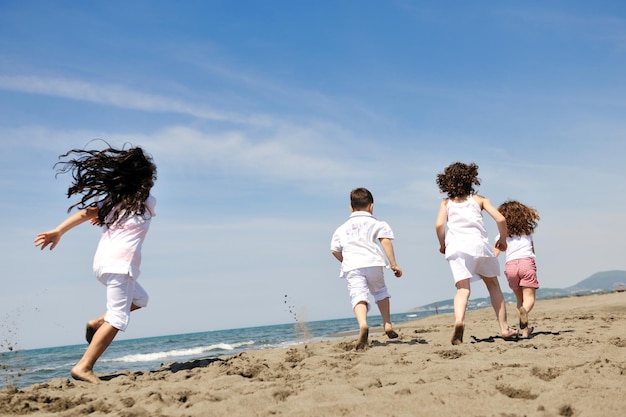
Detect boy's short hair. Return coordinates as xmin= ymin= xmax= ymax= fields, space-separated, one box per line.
xmin=350 ymin=188 xmax=374 ymax=210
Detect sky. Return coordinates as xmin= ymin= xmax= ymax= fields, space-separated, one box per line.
xmin=1 ymin=1 xmax=625 ymax=350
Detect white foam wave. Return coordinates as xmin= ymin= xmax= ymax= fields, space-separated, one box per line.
xmin=105 ymin=340 xmax=255 ymax=363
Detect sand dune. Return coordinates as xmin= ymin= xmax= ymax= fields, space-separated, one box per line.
xmin=1 ymin=292 xmax=624 ymax=417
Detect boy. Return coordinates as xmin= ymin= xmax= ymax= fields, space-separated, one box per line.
xmin=330 ymin=188 xmax=402 ymax=350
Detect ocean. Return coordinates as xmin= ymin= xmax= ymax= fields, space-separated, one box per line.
xmin=0 ymin=310 xmax=450 ymax=389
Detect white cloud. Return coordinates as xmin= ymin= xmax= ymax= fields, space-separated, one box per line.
xmin=0 ymin=75 xmax=275 ymax=127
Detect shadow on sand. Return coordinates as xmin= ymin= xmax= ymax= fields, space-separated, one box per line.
xmin=469 ymin=329 xmax=573 ymax=344
xmin=99 ymin=357 xmax=225 ymax=382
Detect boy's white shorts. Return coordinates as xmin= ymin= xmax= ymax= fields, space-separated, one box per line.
xmin=345 ymin=266 xmax=390 ymax=311
xmin=447 ymin=253 xmax=501 ymax=283
xmin=98 ymin=273 xmax=149 ymax=331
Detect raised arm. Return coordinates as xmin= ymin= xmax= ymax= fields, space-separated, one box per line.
xmin=35 ymin=206 xmax=99 ymax=250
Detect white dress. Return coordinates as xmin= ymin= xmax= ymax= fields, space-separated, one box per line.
xmin=444 ymin=196 xmax=495 ymax=259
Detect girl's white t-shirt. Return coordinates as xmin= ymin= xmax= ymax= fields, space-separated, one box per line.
xmin=93 ymin=195 xmax=156 ymax=278
xmin=496 ymin=234 xmax=535 ymax=262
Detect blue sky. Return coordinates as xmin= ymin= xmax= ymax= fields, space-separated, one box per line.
xmin=1 ymin=1 xmax=625 ymax=350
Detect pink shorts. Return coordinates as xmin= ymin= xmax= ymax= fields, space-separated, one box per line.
xmin=504 ymin=258 xmax=539 ymax=291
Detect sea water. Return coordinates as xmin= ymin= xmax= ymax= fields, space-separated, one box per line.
xmin=0 ymin=310 xmax=447 ymax=389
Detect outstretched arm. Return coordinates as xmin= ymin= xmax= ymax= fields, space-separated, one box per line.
xmin=479 ymin=196 xmax=508 ymax=252
xmin=35 ymin=206 xmax=99 ymax=250
xmin=379 ymin=238 xmax=402 ymax=277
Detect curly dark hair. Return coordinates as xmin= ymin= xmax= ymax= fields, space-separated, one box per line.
xmin=497 ymin=200 xmax=540 ymax=237
xmin=350 ymin=187 xmax=374 ymax=211
xmin=436 ymin=162 xmax=480 ymax=198
xmin=55 ymin=142 xmax=157 ymax=226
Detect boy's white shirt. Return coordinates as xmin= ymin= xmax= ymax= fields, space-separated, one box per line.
xmin=330 ymin=211 xmax=394 ymax=277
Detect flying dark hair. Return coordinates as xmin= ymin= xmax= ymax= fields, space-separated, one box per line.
xmin=350 ymin=187 xmax=374 ymax=211
xmin=436 ymin=162 xmax=481 ymax=198
xmin=55 ymin=142 xmax=157 ymax=226
xmin=497 ymin=200 xmax=540 ymax=237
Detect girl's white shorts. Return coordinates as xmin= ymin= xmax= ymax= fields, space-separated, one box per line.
xmin=98 ymin=273 xmax=148 ymax=331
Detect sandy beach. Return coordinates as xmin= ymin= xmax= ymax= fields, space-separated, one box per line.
xmin=1 ymin=291 xmax=624 ymax=417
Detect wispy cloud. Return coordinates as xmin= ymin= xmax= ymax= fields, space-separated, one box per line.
xmin=0 ymin=123 xmax=368 ymax=187
xmin=0 ymin=75 xmax=276 ymax=127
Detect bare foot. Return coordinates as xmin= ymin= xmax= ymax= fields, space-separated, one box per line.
xmin=85 ymin=324 xmax=97 ymax=344
xmin=519 ymin=307 xmax=528 ymax=330
xmin=85 ymin=318 xmax=104 ymax=344
xmin=70 ymin=366 xmax=101 ymax=384
xmin=501 ymin=327 xmax=519 ymax=341
xmin=355 ymin=326 xmax=369 ymax=350
xmin=451 ymin=323 xmax=464 ymax=345
xmin=384 ymin=324 xmax=398 ymax=339
xmin=521 ymin=326 xmax=534 ymax=338
xmin=385 ymin=329 xmax=399 ymax=339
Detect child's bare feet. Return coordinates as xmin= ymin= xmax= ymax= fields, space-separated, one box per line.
xmin=501 ymin=327 xmax=518 ymax=340
xmin=70 ymin=365 xmax=101 ymax=384
xmin=384 ymin=324 xmax=398 ymax=339
xmin=85 ymin=317 xmax=105 ymax=344
xmin=521 ymin=326 xmax=534 ymax=338
xmin=355 ymin=326 xmax=369 ymax=350
xmin=85 ymin=324 xmax=97 ymax=344
xmin=451 ymin=323 xmax=464 ymax=345
xmin=385 ymin=329 xmax=399 ymax=339
xmin=518 ymin=307 xmax=528 ymax=330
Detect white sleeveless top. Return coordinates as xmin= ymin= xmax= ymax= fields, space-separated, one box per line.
xmin=444 ymin=196 xmax=494 ymax=259
xmin=495 ymin=234 xmax=535 ymax=262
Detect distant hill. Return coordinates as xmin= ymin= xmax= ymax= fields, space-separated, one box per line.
xmin=409 ymin=270 xmax=626 ymax=313
xmin=565 ymin=270 xmax=626 ymax=292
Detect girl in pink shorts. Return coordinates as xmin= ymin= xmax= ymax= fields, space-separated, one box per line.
xmin=495 ymin=200 xmax=540 ymax=338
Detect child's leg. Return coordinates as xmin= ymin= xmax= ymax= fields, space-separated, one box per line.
xmin=71 ymin=322 xmax=119 ymax=383
xmin=365 ymin=267 xmax=395 ymax=337
xmin=453 ymin=279 xmax=470 ymax=325
xmin=513 ymin=288 xmax=528 ymax=335
xmin=452 ymin=279 xmax=470 ymax=344
xmin=375 ymin=297 xmax=398 ymax=338
xmin=518 ymin=287 xmax=536 ymax=337
xmin=86 ymin=314 xmax=105 ymax=344
xmin=86 ymin=304 xmax=141 ymax=344
xmin=521 ymin=287 xmax=536 ymax=313
xmin=354 ymin=301 xmax=369 ymax=350
xmin=513 ymin=287 xmax=524 ymax=322
xmin=482 ymin=276 xmax=516 ymax=338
